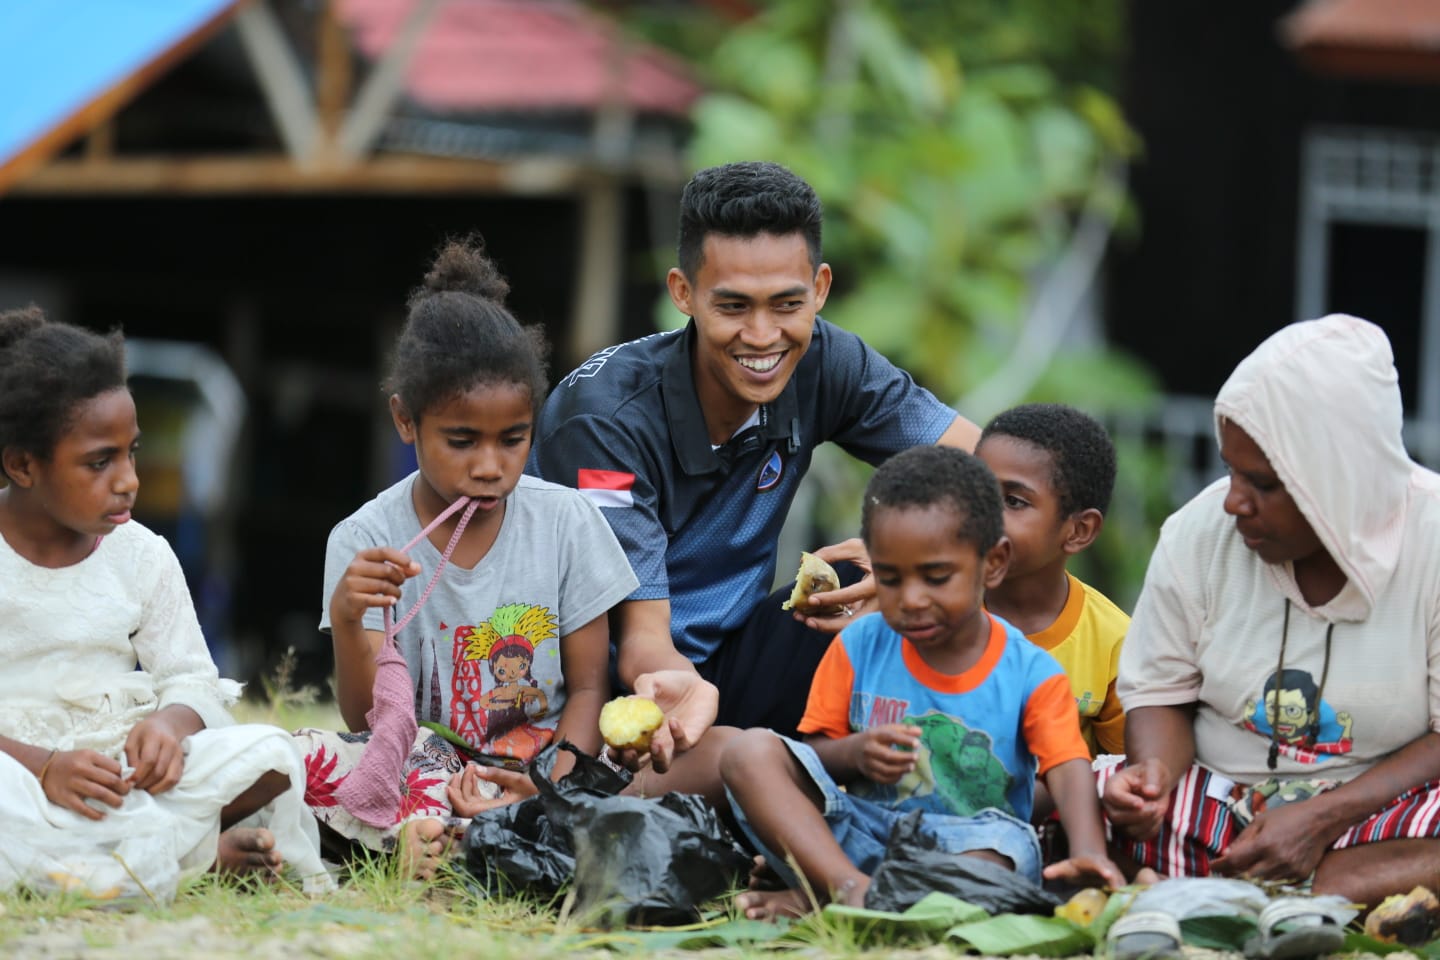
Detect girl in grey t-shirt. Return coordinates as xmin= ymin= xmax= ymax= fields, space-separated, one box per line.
xmin=292 ymin=239 xmax=637 ymax=876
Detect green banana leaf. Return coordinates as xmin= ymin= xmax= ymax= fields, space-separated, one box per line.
xmin=819 ymin=892 xmax=988 ymax=942
xmin=418 ymin=720 xmax=478 ymax=753
xmin=947 ymin=913 xmax=1095 ymax=956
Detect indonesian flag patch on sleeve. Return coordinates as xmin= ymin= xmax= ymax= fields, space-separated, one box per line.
xmin=577 ymin=468 xmax=636 ymax=508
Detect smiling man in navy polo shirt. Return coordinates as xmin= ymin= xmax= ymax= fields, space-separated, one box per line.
xmin=529 ymin=161 xmax=978 ymax=769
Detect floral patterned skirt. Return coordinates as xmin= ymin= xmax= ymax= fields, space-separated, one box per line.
xmin=292 ymin=726 xmax=500 ymax=853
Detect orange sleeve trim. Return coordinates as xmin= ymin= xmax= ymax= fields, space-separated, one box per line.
xmin=1024 ymin=672 xmax=1092 ymax=774
xmin=797 ymin=637 xmax=855 ymax=740
xmin=1092 ymin=677 xmax=1127 ymax=755
xmin=900 ymin=614 xmax=1007 ymax=694
xmin=1026 ymin=572 xmax=1085 ymax=652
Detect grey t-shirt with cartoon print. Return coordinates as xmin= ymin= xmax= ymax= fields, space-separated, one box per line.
xmin=320 ymin=472 xmax=638 ymax=764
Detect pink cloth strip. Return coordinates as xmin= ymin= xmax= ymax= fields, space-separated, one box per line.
xmin=335 ymin=494 xmax=480 ymax=827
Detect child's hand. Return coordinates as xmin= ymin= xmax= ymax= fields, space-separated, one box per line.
xmin=331 ymin=547 xmax=421 ymax=627
xmin=41 ymin=749 xmax=130 ymax=820
xmin=852 ymin=724 xmax=921 ymax=784
xmin=1042 ymin=852 xmax=1126 ymax=891
xmin=124 ymin=715 xmax=186 ymax=795
xmin=1102 ymin=758 xmax=1172 ymax=841
xmin=446 ymin=763 xmax=537 ymax=817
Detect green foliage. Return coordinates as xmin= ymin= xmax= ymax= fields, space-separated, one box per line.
xmin=677 ymin=0 xmax=1137 ymax=399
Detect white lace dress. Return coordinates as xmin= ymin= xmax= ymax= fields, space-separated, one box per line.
xmin=0 ymin=520 xmax=331 ymax=900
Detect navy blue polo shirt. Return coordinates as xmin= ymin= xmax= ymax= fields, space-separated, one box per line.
xmin=526 ymin=317 xmax=956 ymax=664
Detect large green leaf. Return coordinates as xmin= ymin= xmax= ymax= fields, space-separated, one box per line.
xmin=559 ymin=917 xmax=790 ymax=953
xmin=818 ymin=891 xmax=989 ymax=943
xmin=947 ymin=913 xmax=1095 ymax=957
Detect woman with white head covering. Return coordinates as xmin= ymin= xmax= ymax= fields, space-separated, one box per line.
xmin=1104 ymin=314 xmax=1440 ymax=906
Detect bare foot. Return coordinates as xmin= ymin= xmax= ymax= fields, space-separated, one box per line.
xmin=215 ymin=826 xmax=282 ymax=877
xmin=736 ymin=888 xmax=815 ymax=921
xmin=736 ymin=876 xmax=868 ymax=922
xmin=397 ymin=818 xmax=449 ymax=881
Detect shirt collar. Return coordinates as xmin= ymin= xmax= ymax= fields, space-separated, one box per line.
xmin=662 ymin=319 xmax=802 ymax=476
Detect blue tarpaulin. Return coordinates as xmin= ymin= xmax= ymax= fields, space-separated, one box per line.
xmin=0 ymin=0 xmax=239 ymax=188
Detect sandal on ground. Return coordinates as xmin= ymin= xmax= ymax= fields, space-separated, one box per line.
xmin=1242 ymin=897 xmax=1347 ymax=960
xmin=1107 ymin=909 xmax=1184 ymax=960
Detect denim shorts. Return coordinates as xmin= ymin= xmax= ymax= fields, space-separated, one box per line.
xmin=726 ymin=731 xmax=1042 ymax=887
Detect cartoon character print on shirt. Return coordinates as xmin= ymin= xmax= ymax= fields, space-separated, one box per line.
xmin=1241 ymin=667 xmax=1354 ymax=764
xmin=903 ymin=711 xmax=1015 ymax=817
xmin=448 ymin=603 xmax=559 ymax=762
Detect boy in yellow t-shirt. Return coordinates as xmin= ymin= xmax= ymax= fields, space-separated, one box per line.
xmin=976 ymin=403 xmax=1128 ymax=759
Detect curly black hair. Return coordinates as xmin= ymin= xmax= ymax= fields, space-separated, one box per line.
xmin=676 ymin=161 xmax=823 ymax=280
xmin=0 ymin=305 xmax=127 ymax=481
xmin=861 ymin=446 xmax=1004 ymax=553
xmin=385 ymin=235 xmax=550 ymax=421
xmin=979 ymin=403 xmax=1117 ymax=517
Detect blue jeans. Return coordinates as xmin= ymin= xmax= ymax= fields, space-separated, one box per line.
xmin=726 ymin=732 xmax=1042 ymax=887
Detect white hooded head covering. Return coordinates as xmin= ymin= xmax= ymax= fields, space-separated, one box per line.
xmin=1212 ymin=314 xmax=1418 ymax=620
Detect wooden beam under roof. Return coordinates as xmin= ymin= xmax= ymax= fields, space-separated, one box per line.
xmin=8 ymin=154 xmax=599 ymax=196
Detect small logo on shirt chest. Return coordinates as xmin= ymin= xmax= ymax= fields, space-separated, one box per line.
xmin=757 ymin=451 xmax=783 ymax=490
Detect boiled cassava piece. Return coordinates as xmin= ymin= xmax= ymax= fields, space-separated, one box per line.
xmin=599 ymin=695 xmax=665 ymax=751
xmin=780 ymin=551 xmax=844 ymax=616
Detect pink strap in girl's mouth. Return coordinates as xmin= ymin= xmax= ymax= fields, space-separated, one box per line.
xmin=335 ymin=494 xmax=481 ymax=828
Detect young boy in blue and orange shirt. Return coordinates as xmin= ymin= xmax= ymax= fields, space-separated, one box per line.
xmin=720 ymin=446 xmax=1122 ymax=919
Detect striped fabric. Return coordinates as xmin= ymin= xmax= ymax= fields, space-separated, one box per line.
xmin=1096 ymin=760 xmax=1440 ymax=876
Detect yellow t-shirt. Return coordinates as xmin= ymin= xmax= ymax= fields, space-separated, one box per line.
xmin=1026 ymin=573 xmax=1129 ymax=756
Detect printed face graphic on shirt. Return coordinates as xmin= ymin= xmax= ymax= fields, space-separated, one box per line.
xmin=1266 ymin=687 xmax=1310 ymax=742
xmin=901 ymin=711 xmax=1015 ymax=817
xmin=1241 ymin=667 xmax=1354 ymax=763
xmin=492 ymin=651 xmax=528 ymax=684
xmin=447 ymin=602 xmax=559 ymax=758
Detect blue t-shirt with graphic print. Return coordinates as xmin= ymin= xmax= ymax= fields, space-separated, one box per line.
xmin=800 ymin=612 xmax=1090 ymax=823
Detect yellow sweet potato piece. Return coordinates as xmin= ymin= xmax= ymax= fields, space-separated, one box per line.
xmin=599 ymin=695 xmax=665 ymax=751
xmin=1054 ymin=887 xmax=1108 ymax=927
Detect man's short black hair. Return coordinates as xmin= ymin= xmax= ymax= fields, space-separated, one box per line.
xmin=979 ymin=403 xmax=1117 ymax=517
xmin=676 ymin=161 xmax=823 ymax=279
xmin=861 ymin=446 xmax=1004 ymax=554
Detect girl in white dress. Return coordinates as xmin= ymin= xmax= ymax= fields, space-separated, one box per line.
xmin=0 ymin=306 xmax=329 ymax=902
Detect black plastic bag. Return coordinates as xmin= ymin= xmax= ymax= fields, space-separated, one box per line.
xmin=864 ymin=811 xmax=1062 ymax=915
xmin=463 ymin=742 xmax=627 ymax=897
xmin=549 ymin=785 xmax=751 ymax=927
xmin=463 ymin=741 xmax=749 ymax=926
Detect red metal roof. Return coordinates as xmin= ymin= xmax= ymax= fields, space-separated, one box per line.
xmin=338 ymin=0 xmax=703 ymax=117
xmin=1283 ymin=0 xmax=1440 ymax=83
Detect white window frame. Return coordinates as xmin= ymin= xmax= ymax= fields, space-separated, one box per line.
xmin=1297 ymin=126 xmax=1440 ymax=462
